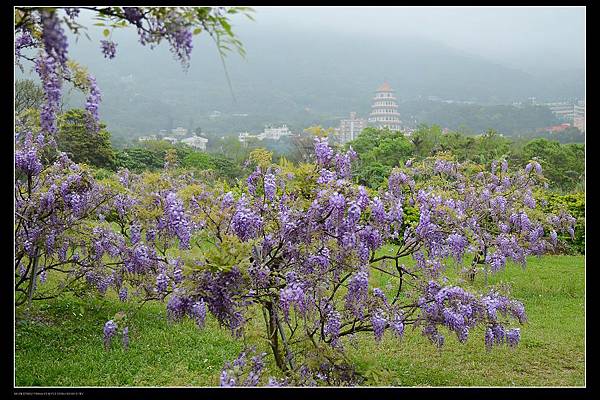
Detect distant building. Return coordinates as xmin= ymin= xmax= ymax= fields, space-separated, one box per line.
xmin=162 ymin=136 xmax=179 ymax=144
xmin=181 ymin=135 xmax=208 ymax=151
xmin=368 ymin=82 xmax=402 ymax=131
xmin=138 ymin=134 xmax=157 ymax=142
xmin=543 ymin=100 xmax=585 ymax=132
xmin=238 ymin=131 xmax=254 ymax=143
xmin=262 ymin=124 xmax=291 ymax=140
xmin=546 ymin=102 xmax=575 ymax=122
xmin=538 ymin=123 xmax=572 ymax=133
xmin=171 ymin=127 xmax=188 ymax=137
xmin=239 ymin=125 xmax=291 ymax=144
xmin=573 ymin=101 xmax=585 ymax=132
xmin=336 ymin=112 xmax=367 ymax=144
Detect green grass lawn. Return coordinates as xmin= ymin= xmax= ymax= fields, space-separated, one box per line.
xmin=15 ymin=255 xmax=584 ymax=387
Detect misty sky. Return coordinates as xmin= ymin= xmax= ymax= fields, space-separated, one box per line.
xmin=236 ymin=6 xmax=585 ymax=74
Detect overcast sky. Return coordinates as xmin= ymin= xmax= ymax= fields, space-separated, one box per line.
xmin=238 ymin=6 xmax=585 ymax=74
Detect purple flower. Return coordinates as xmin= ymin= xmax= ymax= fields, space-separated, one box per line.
xmin=433 ymin=159 xmax=454 ymax=175
xmin=166 ymin=293 xmax=192 ymax=321
xmin=164 ymin=192 xmax=192 ymax=249
xmin=314 ymin=137 xmax=333 ymax=166
xmin=103 ymin=320 xmax=117 ymax=349
xmin=156 ymin=272 xmax=168 ymax=295
xmin=329 ymin=192 xmax=346 ymax=212
xmin=506 ymin=328 xmax=521 ymax=347
xmin=280 ymin=277 xmax=306 ymax=321
xmin=264 ymin=173 xmax=277 ymax=201
xmin=371 ymin=197 xmax=387 ymax=224
xmin=372 ymin=312 xmax=387 ymax=342
xmin=123 ymin=7 xmax=144 ymax=26
xmin=119 ymin=287 xmax=128 ymax=302
xmin=220 ymin=369 xmax=236 ymax=387
xmin=15 ymin=147 xmax=43 ymax=176
xmin=126 ymin=222 xmax=141 ymax=245
xmin=15 ymin=30 xmax=34 ymax=58
xmin=447 ymin=233 xmax=468 ymax=262
xmin=85 ymin=75 xmax=102 ymax=132
xmin=523 ymin=192 xmax=536 ymax=209
xmin=100 ymin=40 xmax=117 ymax=59
xmin=41 ymin=10 xmax=68 ymax=65
xmin=345 ymin=268 xmax=369 ymax=318
xmin=317 ymin=169 xmax=336 ymax=184
xmin=347 ymin=201 xmax=361 ymax=224
xmin=169 ymin=26 xmax=193 ymax=67
xmin=221 ymin=192 xmax=234 ymax=209
xmin=390 ymin=314 xmax=404 ymax=338
xmin=191 ymin=299 xmax=207 ymax=328
xmin=549 ymin=230 xmax=558 ymax=245
xmin=34 ymin=54 xmax=61 ymax=135
xmin=324 ymin=310 xmax=341 ymax=346
xmin=231 ymin=196 xmax=262 ymax=241
xmin=334 ymin=148 xmax=356 ymax=179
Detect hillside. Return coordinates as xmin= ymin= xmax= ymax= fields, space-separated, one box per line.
xmin=20 ymin=25 xmax=582 ymax=139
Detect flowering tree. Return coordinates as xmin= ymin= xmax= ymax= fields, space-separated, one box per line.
xmin=14 ymin=6 xmax=251 ymax=303
xmin=126 ymin=139 xmax=573 ymax=384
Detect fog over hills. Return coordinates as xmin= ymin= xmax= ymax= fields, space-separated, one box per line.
xmin=18 ymin=7 xmax=584 ymax=139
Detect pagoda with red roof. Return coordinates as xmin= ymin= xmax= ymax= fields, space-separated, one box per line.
xmin=368 ymin=82 xmax=402 ymax=131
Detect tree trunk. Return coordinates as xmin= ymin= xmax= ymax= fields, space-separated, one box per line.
xmin=265 ymin=302 xmax=287 ymax=372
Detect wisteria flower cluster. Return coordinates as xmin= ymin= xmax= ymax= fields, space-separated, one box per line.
xmin=103 ymin=320 xmax=129 ymax=350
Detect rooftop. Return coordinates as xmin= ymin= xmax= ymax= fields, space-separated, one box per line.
xmin=376 ymin=81 xmax=393 ymax=92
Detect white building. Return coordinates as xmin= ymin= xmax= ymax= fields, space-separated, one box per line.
xmin=162 ymin=136 xmax=179 ymax=145
xmin=181 ymin=135 xmax=209 ymax=151
xmin=238 ymin=125 xmax=291 ymax=144
xmin=368 ymin=82 xmax=402 ymax=131
xmin=336 ymin=112 xmax=367 ymax=144
xmin=573 ymin=101 xmax=585 ymax=132
xmin=238 ymin=131 xmax=254 ymax=143
xmin=261 ymin=124 xmax=291 ymax=140
xmin=138 ymin=134 xmax=157 ymax=142
xmin=546 ymin=102 xmax=575 ymax=122
xmin=171 ymin=127 xmax=188 ymax=137
xmin=544 ymin=100 xmax=585 ymax=132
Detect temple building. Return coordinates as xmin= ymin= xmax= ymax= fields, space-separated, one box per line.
xmin=368 ymin=82 xmax=402 ymax=131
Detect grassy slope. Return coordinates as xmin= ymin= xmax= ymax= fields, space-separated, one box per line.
xmin=15 ymin=255 xmax=584 ymax=387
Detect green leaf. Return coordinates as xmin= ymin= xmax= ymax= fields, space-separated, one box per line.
xmin=103 ymin=29 xmax=110 ymax=37
xmin=94 ymin=23 xmax=106 ymax=27
xmin=193 ymin=28 xmax=202 ymax=35
xmin=221 ymin=20 xmax=233 ymax=36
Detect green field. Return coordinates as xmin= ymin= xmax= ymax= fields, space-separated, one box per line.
xmin=15 ymin=255 xmax=585 ymax=387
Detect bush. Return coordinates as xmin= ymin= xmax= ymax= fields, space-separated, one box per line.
xmin=544 ymin=192 xmax=585 ymax=254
